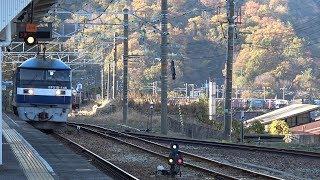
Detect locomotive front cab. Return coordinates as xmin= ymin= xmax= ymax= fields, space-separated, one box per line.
xmin=13 ymin=57 xmax=72 ymax=122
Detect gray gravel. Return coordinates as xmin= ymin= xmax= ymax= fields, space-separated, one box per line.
xmin=70 ymin=116 xmax=320 ymax=179
xmin=102 ymin=130 xmax=276 ymax=180
xmin=178 ymin=144 xmax=320 ymax=179
xmin=56 ymin=127 xmax=214 ymax=180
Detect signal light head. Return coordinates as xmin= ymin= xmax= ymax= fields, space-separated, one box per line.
xmin=24 ymin=34 xmax=36 ymax=46
xmin=27 ymin=36 xmax=35 ymax=43
xmin=168 ymin=158 xmax=174 ymax=164
xmin=171 ymin=143 xmax=179 ymax=150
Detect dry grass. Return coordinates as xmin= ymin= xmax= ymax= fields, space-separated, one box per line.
xmin=69 ymin=100 xmax=215 ymax=138
xmin=70 ymin=106 xmax=163 ymax=132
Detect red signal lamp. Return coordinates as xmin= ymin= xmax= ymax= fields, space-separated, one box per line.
xmin=177 ymin=158 xmax=183 ymax=165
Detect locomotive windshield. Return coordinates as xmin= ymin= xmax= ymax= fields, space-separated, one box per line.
xmin=46 ymin=70 xmax=70 ymax=81
xmin=20 ymin=69 xmax=45 ymax=80
xmin=20 ymin=69 xmax=70 ymax=81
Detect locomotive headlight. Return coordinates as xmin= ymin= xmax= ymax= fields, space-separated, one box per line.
xmin=56 ymin=89 xmax=62 ymax=96
xmin=23 ymin=89 xmax=34 ymax=95
xmin=56 ymin=89 xmax=66 ymax=96
xmin=28 ymin=89 xmax=34 ymax=95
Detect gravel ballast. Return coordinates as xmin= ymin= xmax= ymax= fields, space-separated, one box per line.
xmin=56 ymin=127 xmax=213 ymax=180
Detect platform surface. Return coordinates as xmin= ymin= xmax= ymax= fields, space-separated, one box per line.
xmin=0 ymin=113 xmax=112 ymax=180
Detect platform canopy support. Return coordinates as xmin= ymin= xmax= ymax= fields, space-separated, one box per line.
xmin=0 ymin=23 xmax=12 ymax=165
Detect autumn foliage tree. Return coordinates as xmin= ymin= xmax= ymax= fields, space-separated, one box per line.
xmin=51 ymin=0 xmax=320 ymax=99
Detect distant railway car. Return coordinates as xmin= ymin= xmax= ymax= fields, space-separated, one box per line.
xmin=232 ymin=98 xmax=243 ymax=109
xmin=249 ymin=99 xmax=266 ymax=110
xmin=267 ymin=99 xmax=276 ymax=110
xmin=275 ymin=99 xmax=288 ymax=109
xmin=12 ymin=57 xmax=71 ymax=128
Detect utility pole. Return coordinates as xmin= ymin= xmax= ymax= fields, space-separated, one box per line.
xmin=235 ymin=86 xmax=238 ymax=99
xmin=101 ymin=64 xmax=104 ymax=100
xmin=223 ymin=0 xmax=235 ymax=140
xmin=185 ymin=83 xmax=188 ymax=98
xmin=190 ymin=84 xmax=195 ymax=98
xmin=112 ymin=32 xmax=118 ymax=99
xmin=205 ymin=80 xmax=209 ymax=96
xmin=209 ymin=81 xmax=217 ymax=120
xmin=107 ymin=62 xmax=111 ymax=100
xmin=160 ymin=0 xmax=168 ymax=135
xmin=281 ymin=87 xmax=286 ymax=100
xmin=123 ymin=8 xmax=129 ymax=125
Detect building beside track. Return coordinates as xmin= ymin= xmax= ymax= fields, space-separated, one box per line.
xmin=245 ymin=104 xmax=320 ymax=128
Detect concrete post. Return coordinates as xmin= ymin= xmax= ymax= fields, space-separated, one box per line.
xmin=160 ymin=0 xmax=168 ymax=135
xmin=209 ymin=81 xmax=217 ymax=120
xmin=123 ymin=8 xmax=129 ymax=125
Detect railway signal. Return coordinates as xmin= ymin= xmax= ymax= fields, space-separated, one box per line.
xmin=17 ymin=22 xmax=53 ymax=46
xmin=168 ymin=143 xmax=183 ymax=177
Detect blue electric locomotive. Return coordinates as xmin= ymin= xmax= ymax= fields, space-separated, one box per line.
xmin=12 ymin=57 xmax=72 ymax=127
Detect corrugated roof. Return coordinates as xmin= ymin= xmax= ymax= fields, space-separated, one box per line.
xmin=245 ymin=104 xmax=320 ymax=124
xmin=1 ymin=0 xmax=56 ymax=32
xmin=291 ymin=120 xmax=320 ymax=135
xmin=32 ymin=0 xmax=56 ymax=21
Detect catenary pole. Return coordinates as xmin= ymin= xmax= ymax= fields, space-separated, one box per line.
xmin=160 ymin=0 xmax=168 ymax=135
xmin=223 ymin=0 xmax=235 ymax=140
xmin=123 ymin=8 xmax=129 ymax=125
xmin=101 ymin=64 xmax=104 ymax=100
xmin=112 ymin=32 xmax=118 ymax=99
xmin=107 ymin=62 xmax=110 ymax=100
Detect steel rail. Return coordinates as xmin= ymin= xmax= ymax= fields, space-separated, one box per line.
xmin=68 ymin=122 xmax=282 ymax=180
xmin=124 ymin=132 xmax=320 ymax=158
xmin=72 ymin=121 xmax=320 ymax=158
xmin=67 ymin=123 xmax=235 ymax=179
xmin=53 ymin=133 xmax=139 ymax=180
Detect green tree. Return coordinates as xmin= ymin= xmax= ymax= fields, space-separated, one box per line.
xmin=246 ymin=121 xmax=265 ymax=134
xmin=268 ymin=120 xmax=290 ymax=135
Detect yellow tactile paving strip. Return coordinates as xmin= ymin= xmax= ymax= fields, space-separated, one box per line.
xmin=3 ymin=121 xmax=54 ymax=180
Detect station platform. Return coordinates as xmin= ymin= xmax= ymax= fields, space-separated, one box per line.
xmin=0 ymin=113 xmax=112 ymax=180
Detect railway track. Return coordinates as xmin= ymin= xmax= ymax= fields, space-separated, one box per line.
xmin=124 ymin=131 xmax=320 ymax=159
xmin=53 ymin=133 xmax=139 ymax=180
xmin=67 ymin=122 xmax=282 ymax=180
xmin=68 ymin=122 xmax=320 ymax=158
